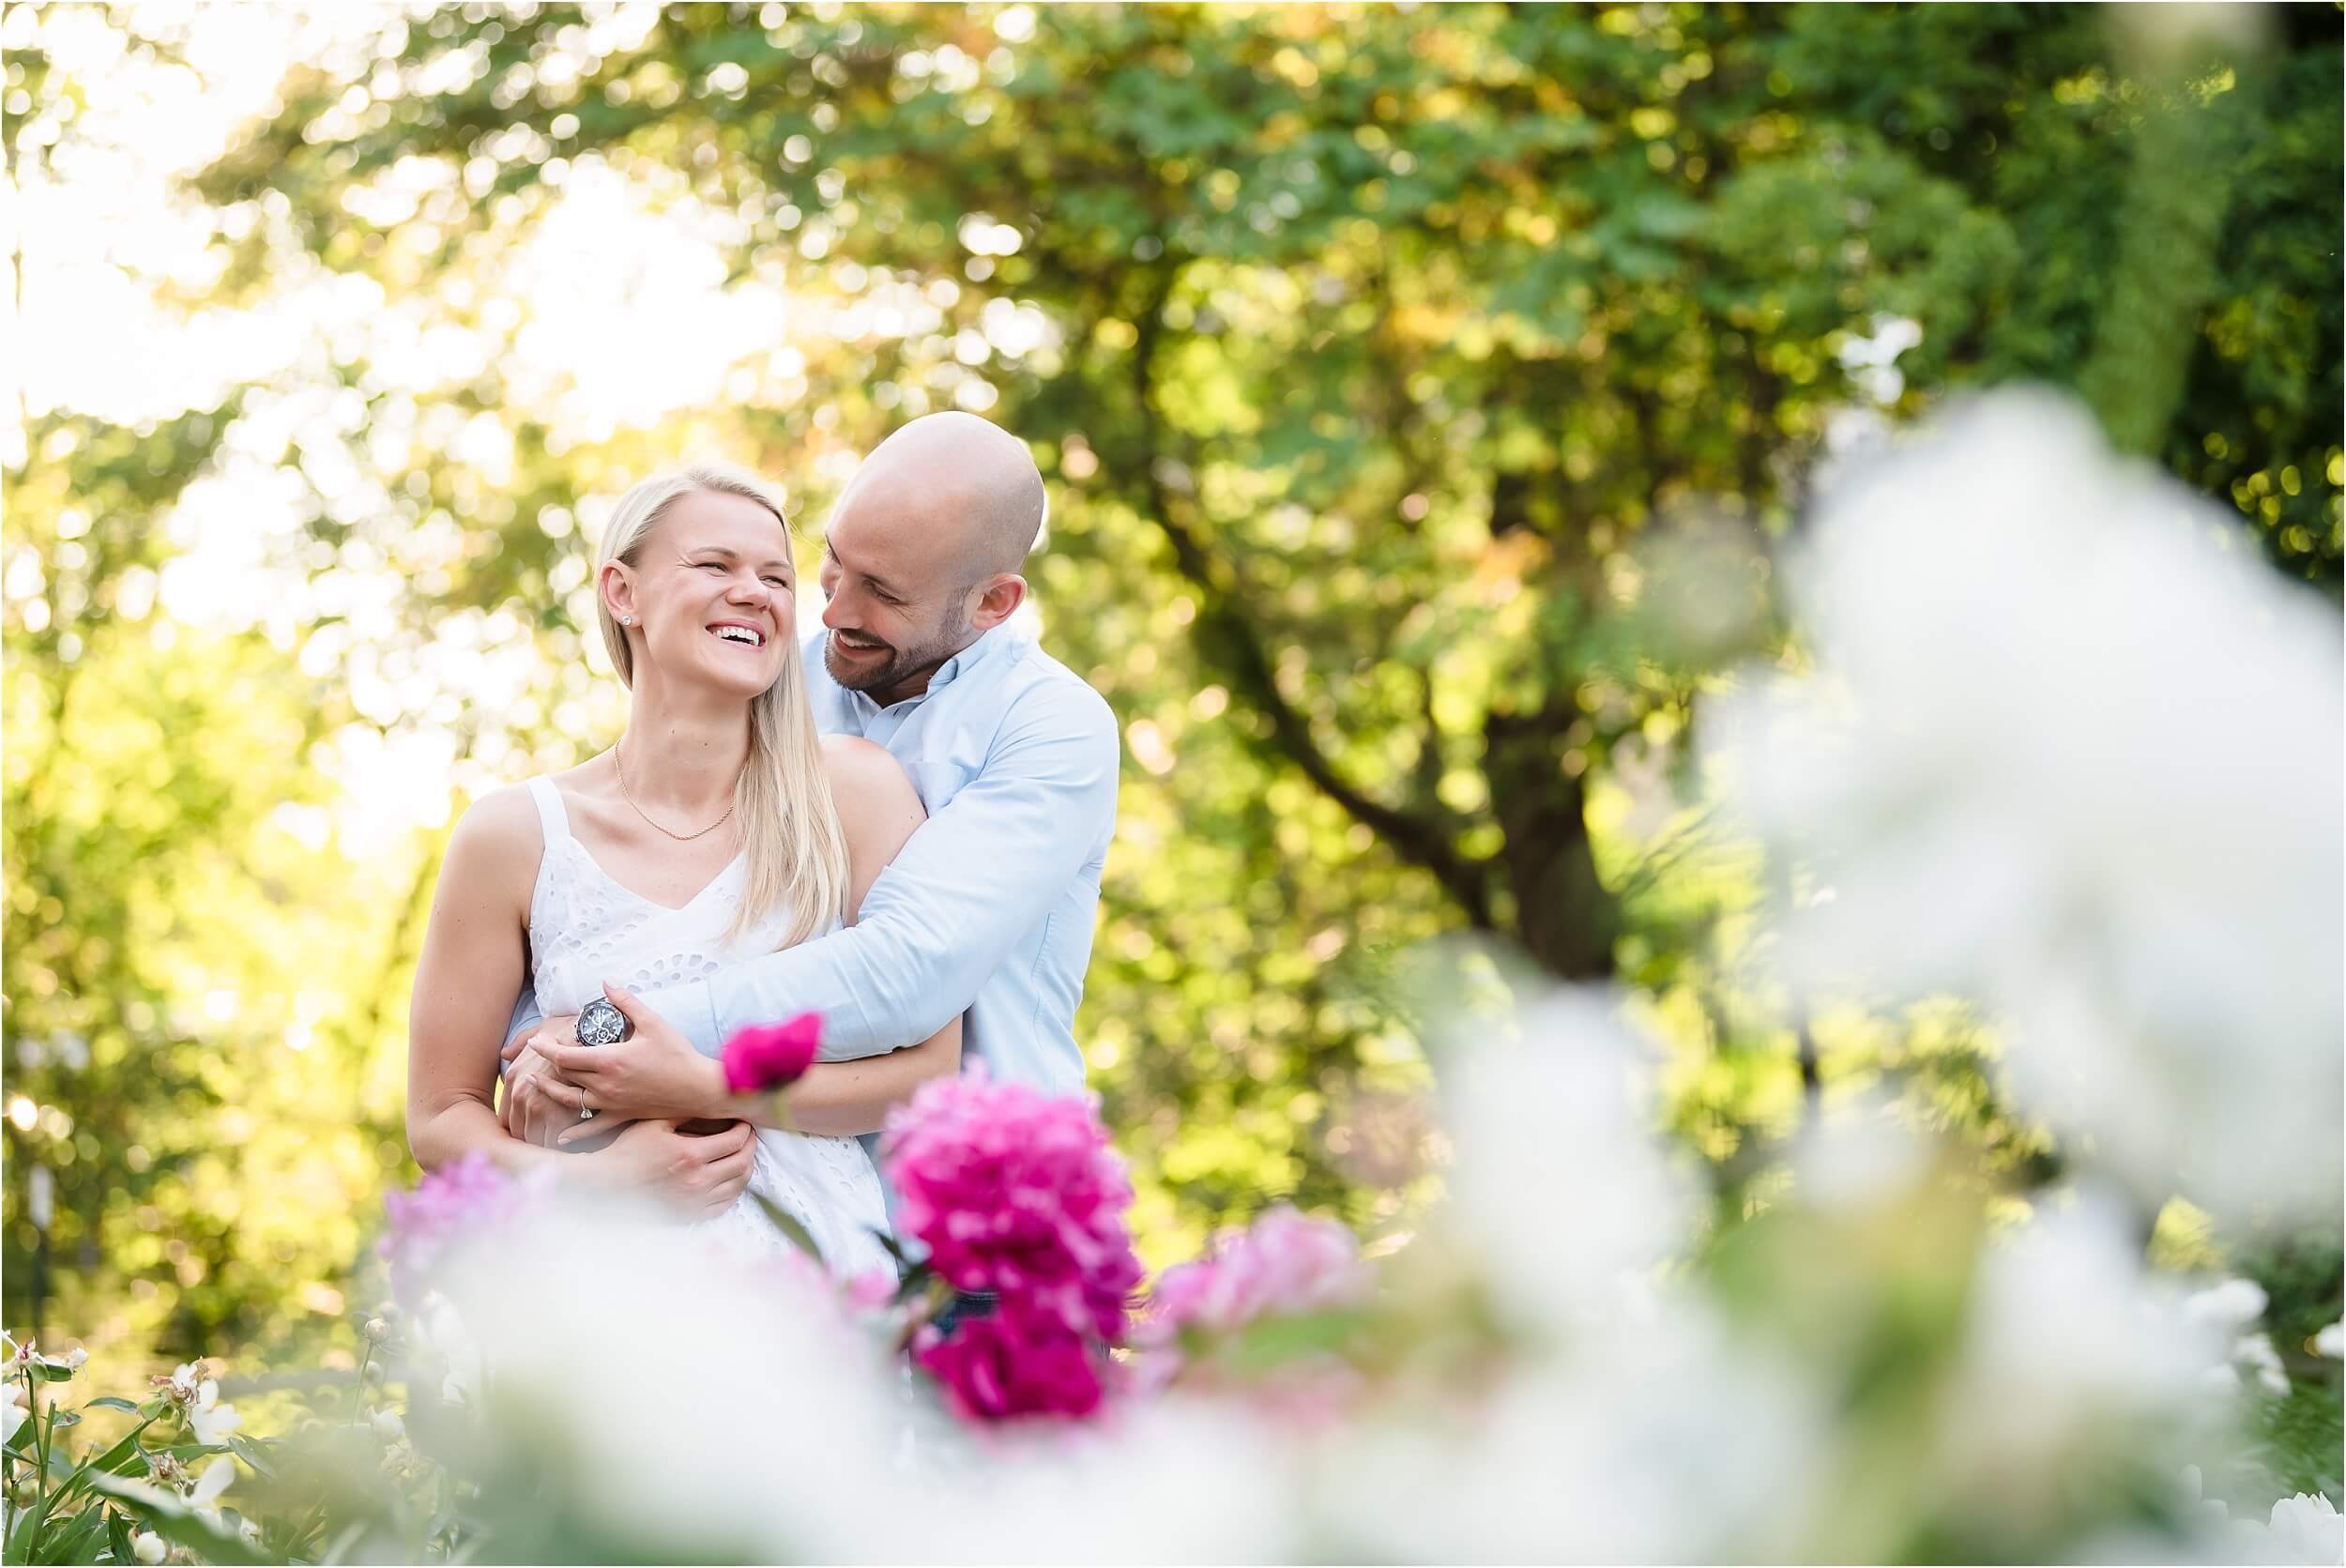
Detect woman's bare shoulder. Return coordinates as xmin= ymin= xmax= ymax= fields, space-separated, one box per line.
xmin=443 ymin=784 xmax=546 ymax=886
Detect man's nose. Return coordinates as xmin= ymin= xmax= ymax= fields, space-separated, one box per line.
xmin=820 ymin=586 xmax=854 ymax=629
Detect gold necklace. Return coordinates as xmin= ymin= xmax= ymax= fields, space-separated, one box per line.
xmin=613 ymin=744 xmax=738 ymax=843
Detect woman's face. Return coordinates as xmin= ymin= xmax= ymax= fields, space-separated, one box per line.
xmin=612 ymin=489 xmax=797 ymax=699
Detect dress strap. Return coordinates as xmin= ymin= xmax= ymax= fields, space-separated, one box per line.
xmin=525 ymin=776 xmax=571 ymax=852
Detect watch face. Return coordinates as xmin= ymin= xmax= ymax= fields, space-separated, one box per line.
xmin=575 ymin=998 xmax=631 ymax=1046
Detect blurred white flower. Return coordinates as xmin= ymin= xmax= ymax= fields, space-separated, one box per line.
xmin=1704 ymin=390 xmax=2344 ymax=1223
xmin=861 ymin=1397 xmax=1302 ymax=1565
xmin=1940 ymin=1190 xmax=2218 ymax=1511
xmin=2230 ymin=1332 xmax=2292 ymax=1398
xmin=433 ymin=1185 xmax=906 ymax=1561
xmin=2185 ymin=1278 xmax=2270 ymax=1332
xmin=1433 ymin=984 xmax=1698 ymax=1333
xmin=2316 ymin=1322 xmax=2342 ymax=1360
xmin=1 ymin=1381 xmax=24 ymax=1443
xmin=370 ymin=1407 xmax=404 ymax=1441
xmin=1321 ymin=1297 xmax=1819 ymax=1562
xmin=130 ymin=1531 xmax=166 ymax=1565
xmin=61 ymin=1347 xmax=86 ymax=1374
xmin=1788 ymin=1095 xmax=1933 ymax=1213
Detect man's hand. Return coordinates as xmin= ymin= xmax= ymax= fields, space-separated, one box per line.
xmin=500 ymin=1043 xmax=611 ymax=1149
xmin=531 ymin=982 xmax=725 ymax=1130
xmin=589 ymin=1118 xmax=757 ymax=1217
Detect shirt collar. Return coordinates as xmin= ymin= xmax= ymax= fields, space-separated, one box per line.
xmin=850 ymin=624 xmax=1010 ymax=716
xmin=925 ymin=624 xmax=1010 ymax=695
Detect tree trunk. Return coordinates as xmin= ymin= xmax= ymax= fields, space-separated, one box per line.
xmin=1485 ymin=707 xmax=1618 ymax=980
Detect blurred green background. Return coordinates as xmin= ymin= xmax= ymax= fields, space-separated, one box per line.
xmin=4 ymin=1 xmax=2338 ymax=1390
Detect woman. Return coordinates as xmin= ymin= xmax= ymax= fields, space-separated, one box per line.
xmin=405 ymin=462 xmax=957 ymax=1274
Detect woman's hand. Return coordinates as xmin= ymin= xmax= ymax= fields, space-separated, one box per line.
xmin=588 ymin=1118 xmax=756 ymax=1217
xmin=531 ymin=983 xmax=726 ymax=1126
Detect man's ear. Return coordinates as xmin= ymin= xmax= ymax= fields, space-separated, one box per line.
xmin=967 ymin=573 xmax=1027 ymax=632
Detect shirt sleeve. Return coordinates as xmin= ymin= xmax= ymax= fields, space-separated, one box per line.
xmin=633 ymin=678 xmax=1120 ymax=1060
xmin=497 ymin=988 xmax=543 ymax=1081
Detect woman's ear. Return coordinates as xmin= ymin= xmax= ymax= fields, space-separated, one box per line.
xmin=600 ymin=560 xmax=637 ymax=627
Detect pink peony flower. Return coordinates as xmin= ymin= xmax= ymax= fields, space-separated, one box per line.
xmin=720 ymin=1012 xmax=824 ymax=1093
xmin=1130 ymin=1204 xmax=1373 ymax=1411
xmin=912 ymin=1300 xmax=1113 ymax=1422
xmin=1135 ymin=1204 xmax=1372 ymax=1349
xmin=380 ymin=1152 xmax=550 ymax=1308
xmin=882 ymin=1068 xmax=1144 ymax=1347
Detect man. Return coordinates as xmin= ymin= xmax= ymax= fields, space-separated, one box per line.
xmin=500 ymin=412 xmax=1120 ymax=1138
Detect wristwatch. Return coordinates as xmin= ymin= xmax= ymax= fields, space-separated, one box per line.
xmin=576 ymin=997 xmax=631 ymax=1046
xmin=573 ymin=998 xmax=631 ymax=1120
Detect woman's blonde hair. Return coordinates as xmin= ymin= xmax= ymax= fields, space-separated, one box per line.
xmin=594 ymin=462 xmax=849 ymax=948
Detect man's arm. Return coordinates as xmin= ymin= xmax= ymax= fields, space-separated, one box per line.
xmin=633 ymin=679 xmax=1120 ymax=1060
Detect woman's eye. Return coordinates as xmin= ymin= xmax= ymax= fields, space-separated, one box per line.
xmin=764 ymin=576 xmax=790 ymax=589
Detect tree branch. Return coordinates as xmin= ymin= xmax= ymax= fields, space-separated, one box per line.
xmin=1125 ymin=266 xmax=1498 ymax=933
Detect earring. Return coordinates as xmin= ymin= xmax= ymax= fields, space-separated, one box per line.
xmin=619 ymin=615 xmax=632 ymax=626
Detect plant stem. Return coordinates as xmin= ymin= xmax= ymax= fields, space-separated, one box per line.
xmin=350 ymin=1344 xmax=374 ymax=1426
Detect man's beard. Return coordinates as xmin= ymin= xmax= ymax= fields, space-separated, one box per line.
xmin=823 ymin=617 xmax=967 ymax=699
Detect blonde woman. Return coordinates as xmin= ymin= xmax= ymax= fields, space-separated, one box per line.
xmin=405 ymin=462 xmax=957 ymax=1273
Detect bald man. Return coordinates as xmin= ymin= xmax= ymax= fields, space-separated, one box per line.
xmin=499 ymin=413 xmax=1119 ymax=1126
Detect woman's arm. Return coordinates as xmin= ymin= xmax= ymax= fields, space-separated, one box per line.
xmin=407 ymin=789 xmax=557 ymax=1173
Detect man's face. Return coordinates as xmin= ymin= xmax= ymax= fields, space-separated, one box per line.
xmin=816 ymin=492 xmax=971 ymax=704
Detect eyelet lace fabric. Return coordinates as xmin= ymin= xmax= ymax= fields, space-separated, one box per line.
xmin=524 ymin=777 xmax=891 ymax=1279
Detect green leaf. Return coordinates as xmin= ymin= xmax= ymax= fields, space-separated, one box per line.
xmin=80 ymin=1471 xmax=268 ymax=1568
xmin=103 ymin=1508 xmax=131 ymax=1567
xmin=84 ymin=1398 xmax=140 ymax=1416
xmin=71 ymin=1417 xmax=160 ymax=1485
xmin=5 ymin=1485 xmax=49 ymax=1566
xmin=30 ymin=1503 xmax=104 ymax=1565
xmin=29 ymin=1365 xmax=74 ymax=1386
xmin=749 ymin=1191 xmax=825 ymax=1266
xmin=1209 ymin=1308 xmax=1371 ymax=1376
xmin=224 ymin=1434 xmax=275 ymax=1480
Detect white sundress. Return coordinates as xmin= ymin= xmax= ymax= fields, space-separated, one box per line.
xmin=521 ymin=776 xmax=891 ymax=1279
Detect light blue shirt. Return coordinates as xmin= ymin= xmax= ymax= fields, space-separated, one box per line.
xmin=635 ymin=624 xmax=1120 ymax=1095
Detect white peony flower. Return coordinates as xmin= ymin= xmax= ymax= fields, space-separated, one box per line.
xmin=2185 ymin=1278 xmax=2270 ymax=1332
xmin=2231 ymin=1332 xmax=2292 ymax=1398
xmin=1703 ymin=390 xmax=2344 ymax=1223
xmin=2264 ymin=1493 xmax=2345 ymax=1566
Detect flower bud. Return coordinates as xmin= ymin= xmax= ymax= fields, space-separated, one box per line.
xmin=132 ymin=1532 xmax=167 ymax=1565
